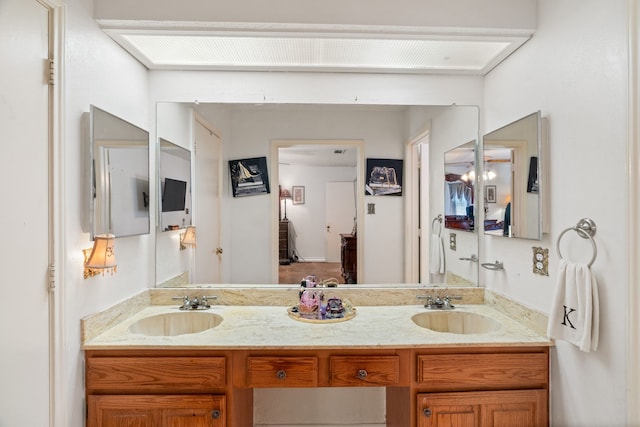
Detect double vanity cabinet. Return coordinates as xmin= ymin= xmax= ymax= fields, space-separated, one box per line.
xmin=83 ymin=297 xmax=550 ymax=427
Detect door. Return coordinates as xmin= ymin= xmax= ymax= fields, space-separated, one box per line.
xmin=88 ymin=395 xmax=225 ymax=427
xmin=0 ymin=1 xmax=52 ymax=425
xmin=325 ymin=181 xmax=356 ymax=262
xmin=418 ymin=390 xmax=546 ymax=427
xmin=193 ymin=116 xmax=222 ymax=283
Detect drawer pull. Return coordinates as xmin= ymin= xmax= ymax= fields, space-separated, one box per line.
xmin=423 ymin=408 xmax=432 ymax=417
xmin=211 ymin=409 xmax=221 ymax=419
xmin=357 ymin=369 xmax=368 ymax=380
xmin=276 ymin=369 xmax=287 ymax=380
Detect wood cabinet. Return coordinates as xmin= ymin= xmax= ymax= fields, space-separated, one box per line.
xmin=417 ymin=389 xmax=546 ymax=427
xmin=279 ymin=220 xmax=289 ymax=264
xmin=414 ymin=348 xmax=548 ymax=427
xmin=340 ymin=233 xmax=357 ymax=283
xmin=85 ymin=346 xmax=548 ymax=427
xmin=88 ymin=394 xmax=225 ymax=427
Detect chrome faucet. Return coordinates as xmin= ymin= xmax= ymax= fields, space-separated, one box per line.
xmin=416 ymin=294 xmax=462 ymax=310
xmin=172 ymin=295 xmax=218 ymax=310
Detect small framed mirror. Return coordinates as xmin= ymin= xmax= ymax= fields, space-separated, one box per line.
xmin=444 ymin=140 xmax=476 ymax=232
xmin=89 ymin=105 xmax=150 ymax=239
xmin=483 ymin=111 xmax=542 ymax=240
xmin=158 ymin=138 xmax=192 ymax=231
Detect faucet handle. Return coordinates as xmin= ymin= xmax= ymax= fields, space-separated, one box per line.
xmin=201 ymin=295 xmax=218 ymax=308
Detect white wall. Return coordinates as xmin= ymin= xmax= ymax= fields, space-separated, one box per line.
xmin=64 ymin=0 xmax=151 ymax=426
xmin=482 ymin=1 xmax=629 ymax=425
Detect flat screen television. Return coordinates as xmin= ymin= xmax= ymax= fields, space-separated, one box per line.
xmin=162 ymin=178 xmax=187 ymax=212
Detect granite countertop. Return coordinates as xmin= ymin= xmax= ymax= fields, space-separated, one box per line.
xmin=82 ymin=303 xmax=551 ymax=350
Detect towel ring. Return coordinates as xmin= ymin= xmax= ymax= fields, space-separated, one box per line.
xmin=432 ymin=214 xmax=443 ymax=233
xmin=556 ymin=218 xmax=597 ymax=267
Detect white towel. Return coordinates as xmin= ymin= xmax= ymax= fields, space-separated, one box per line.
xmin=547 ymin=259 xmax=600 ymax=352
xmin=429 ymin=232 xmax=445 ymax=275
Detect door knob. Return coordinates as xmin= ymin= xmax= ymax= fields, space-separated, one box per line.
xmin=215 ymin=247 xmax=223 ymax=255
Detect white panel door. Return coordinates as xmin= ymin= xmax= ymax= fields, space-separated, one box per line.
xmin=0 ymin=0 xmax=51 ymax=425
xmin=325 ymin=181 xmax=356 ymax=262
xmin=193 ymin=117 xmax=222 ymax=283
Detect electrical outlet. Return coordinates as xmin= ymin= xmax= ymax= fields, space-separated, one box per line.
xmin=367 ymin=203 xmax=375 ymax=214
xmin=532 ymin=247 xmax=549 ymax=276
xmin=449 ymin=233 xmax=457 ymax=251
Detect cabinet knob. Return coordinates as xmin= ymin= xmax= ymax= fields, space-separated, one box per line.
xmin=423 ymin=408 xmax=432 ymax=417
xmin=211 ymin=409 xmax=221 ymax=419
xmin=215 ymin=247 xmax=223 ymax=255
xmin=357 ymin=369 xmax=368 ymax=380
xmin=276 ymin=369 xmax=287 ymax=380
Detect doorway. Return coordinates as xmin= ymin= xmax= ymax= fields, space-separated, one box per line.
xmin=406 ymin=129 xmax=431 ymax=283
xmin=272 ymin=140 xmax=363 ymax=284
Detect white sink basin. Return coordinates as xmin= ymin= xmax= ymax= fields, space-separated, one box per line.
xmin=411 ymin=311 xmax=502 ymax=334
xmin=129 ymin=312 xmax=223 ymax=336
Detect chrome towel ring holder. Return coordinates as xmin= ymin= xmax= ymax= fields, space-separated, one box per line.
xmin=432 ymin=214 xmax=443 ymax=234
xmin=556 ymin=218 xmax=597 ymax=267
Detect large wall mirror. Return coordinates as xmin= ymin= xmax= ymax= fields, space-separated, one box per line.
xmin=88 ymin=105 xmax=150 ymax=239
xmin=154 ymin=103 xmax=479 ymax=287
xmin=482 ymin=111 xmax=542 ymax=240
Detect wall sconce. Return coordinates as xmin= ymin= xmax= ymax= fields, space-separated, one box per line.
xmin=280 ymin=188 xmax=292 ymax=220
xmin=83 ymin=234 xmax=117 ymax=279
xmin=180 ymin=225 xmax=197 ymax=250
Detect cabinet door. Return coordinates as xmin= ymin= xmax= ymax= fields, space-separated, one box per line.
xmin=88 ymin=395 xmax=225 ymax=427
xmin=418 ymin=389 xmax=546 ymax=427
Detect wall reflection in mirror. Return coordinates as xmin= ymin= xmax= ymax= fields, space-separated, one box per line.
xmin=154 ymin=102 xmax=479 ymax=287
xmin=483 ymin=111 xmax=542 ymax=240
xmin=88 ymin=105 xmax=150 ymax=239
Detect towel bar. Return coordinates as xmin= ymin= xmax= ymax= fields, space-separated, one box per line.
xmin=556 ymin=218 xmax=597 ymax=267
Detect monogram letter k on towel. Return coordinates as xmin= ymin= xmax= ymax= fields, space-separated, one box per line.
xmin=547 ymin=259 xmax=600 ymax=352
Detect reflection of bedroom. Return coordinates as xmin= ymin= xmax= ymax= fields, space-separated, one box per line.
xmin=484 ymin=158 xmax=512 ymax=235
xmin=278 ymin=144 xmax=357 ymax=284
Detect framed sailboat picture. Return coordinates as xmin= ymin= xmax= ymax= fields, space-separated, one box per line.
xmin=229 ymin=156 xmax=270 ymax=197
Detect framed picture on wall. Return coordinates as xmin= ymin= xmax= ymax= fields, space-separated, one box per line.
xmin=365 ymin=158 xmax=403 ymax=196
xmin=485 ymin=185 xmax=497 ymax=203
xmin=228 ymin=156 xmax=270 ymax=197
xmin=292 ymin=186 xmax=305 ymax=204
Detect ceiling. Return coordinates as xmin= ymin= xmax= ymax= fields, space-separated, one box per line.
xmin=104 ymin=26 xmax=530 ymax=75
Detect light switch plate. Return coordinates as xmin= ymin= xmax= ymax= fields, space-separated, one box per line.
xmin=532 ymin=247 xmax=549 ymax=276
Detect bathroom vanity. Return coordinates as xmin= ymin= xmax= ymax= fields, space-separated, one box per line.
xmin=83 ymin=291 xmax=550 ymax=427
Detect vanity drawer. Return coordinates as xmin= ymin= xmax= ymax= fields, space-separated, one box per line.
xmin=86 ymin=356 xmax=226 ymax=393
xmin=246 ymin=356 xmax=318 ymax=387
xmin=417 ymin=353 xmax=548 ymax=391
xmin=330 ymin=356 xmax=400 ymax=386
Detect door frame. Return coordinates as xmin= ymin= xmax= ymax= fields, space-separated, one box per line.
xmin=270 ymin=139 xmax=364 ymax=283
xmin=37 ymin=1 xmax=65 ymax=426
xmin=405 ymin=127 xmax=430 ymax=283
xmin=628 ymin=0 xmax=639 ymax=424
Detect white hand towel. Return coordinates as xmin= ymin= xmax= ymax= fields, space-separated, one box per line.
xmin=547 ymin=259 xmax=600 ymax=352
xmin=429 ymin=232 xmax=445 ymax=275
